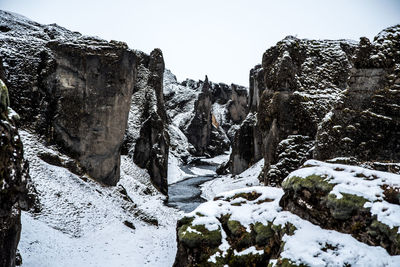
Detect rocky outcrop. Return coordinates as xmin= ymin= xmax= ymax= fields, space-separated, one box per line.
xmin=229 ymin=65 xmax=265 ymax=175
xmin=164 ymin=72 xmax=246 ymax=160
xmin=280 ymin=160 xmax=400 ymax=255
xmin=0 ymin=80 xmax=28 ymax=267
xmin=256 ymin=37 xmax=357 ymax=185
xmin=126 ymin=49 xmax=170 ymax=194
xmin=314 ymin=25 xmax=400 ymax=162
xmin=0 ymin=10 xmax=136 ymax=185
xmin=174 ymin=161 xmax=400 ymax=266
xmin=186 ymin=76 xmax=213 ymax=156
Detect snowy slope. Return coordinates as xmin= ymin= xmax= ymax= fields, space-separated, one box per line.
xmin=19 ymin=130 xmax=182 ymax=267
xmin=201 ymin=159 xmax=264 ymax=200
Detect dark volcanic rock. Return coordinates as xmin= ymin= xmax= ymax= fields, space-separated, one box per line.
xmin=0 ymin=79 xmax=28 ymax=267
xmin=229 ymin=113 xmax=262 ymax=174
xmin=254 ymin=36 xmax=357 ymax=183
xmin=0 ymin=10 xmax=136 ymax=185
xmin=186 ymin=76 xmax=213 ymax=156
xmin=265 ymin=135 xmax=314 ymax=186
xmin=314 ymin=25 xmax=400 ymax=162
xmin=130 ymin=49 xmax=170 ymax=195
xmin=229 ymin=65 xmax=265 ymax=175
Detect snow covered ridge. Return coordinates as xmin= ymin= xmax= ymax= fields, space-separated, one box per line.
xmin=174 ymin=162 xmax=400 ymax=266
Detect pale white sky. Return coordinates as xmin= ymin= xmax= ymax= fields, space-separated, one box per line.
xmin=1 ymin=0 xmax=399 ymax=86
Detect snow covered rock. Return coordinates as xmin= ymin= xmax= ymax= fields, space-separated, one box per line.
xmin=265 ymin=135 xmax=314 ymax=186
xmin=174 ymin=184 xmax=400 ymax=266
xmin=256 ymin=36 xmax=357 ymax=184
xmin=0 ymin=10 xmax=136 ymax=185
xmin=314 ymin=25 xmax=400 ymax=163
xmin=186 ymin=76 xmax=213 ymax=156
xmin=164 ymin=70 xmax=247 ymax=160
xmin=126 ymin=49 xmax=170 ymax=195
xmin=280 ymin=160 xmax=400 ymax=255
xmin=0 ymin=79 xmax=28 ymax=267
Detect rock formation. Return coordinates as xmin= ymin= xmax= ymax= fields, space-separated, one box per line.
xmin=230 ymin=35 xmax=357 ymax=184
xmin=228 ymin=65 xmax=265 ymax=175
xmin=0 ymin=10 xmax=136 ymax=185
xmin=186 ymin=76 xmax=213 ymax=156
xmin=0 ymin=79 xmax=28 ymax=267
xmin=174 ymin=161 xmax=400 ymax=266
xmin=124 ymin=49 xmax=170 ymax=194
xmin=164 ymin=71 xmax=247 ymax=160
xmin=314 ymin=25 xmax=400 ymax=162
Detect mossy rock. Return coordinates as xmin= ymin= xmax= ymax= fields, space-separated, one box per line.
xmin=282 ymin=175 xmax=335 ymax=194
xmin=227 ymin=250 xmax=267 ymax=267
xmin=325 ymin=193 xmax=368 ymax=220
xmin=274 ymin=258 xmax=309 ymax=267
xmin=178 ymin=223 xmax=222 ymax=249
xmin=0 ymin=79 xmax=10 ymax=113
xmin=227 ymin=220 xmax=253 ymax=249
xmin=254 ymin=222 xmax=275 ymax=246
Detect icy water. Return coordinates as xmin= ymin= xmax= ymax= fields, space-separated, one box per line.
xmin=167 ymin=164 xmax=217 ymax=213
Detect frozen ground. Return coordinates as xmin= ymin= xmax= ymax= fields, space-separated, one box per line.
xmin=19 ymin=130 xmax=182 ymax=267
xmin=201 ymin=159 xmax=264 ymax=200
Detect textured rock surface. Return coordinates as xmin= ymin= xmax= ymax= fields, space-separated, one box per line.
xmin=0 ymin=10 xmax=136 ymax=185
xmin=164 ymin=71 xmax=246 ymax=159
xmin=186 ymin=76 xmax=213 ymax=156
xmin=256 ymin=36 xmax=357 ymax=185
xmin=128 ymin=49 xmax=169 ymax=194
xmin=280 ymin=160 xmax=400 ymax=255
xmin=228 ymin=64 xmax=265 ymax=175
xmin=174 ymin=179 xmax=400 ymax=266
xmin=314 ymin=25 xmax=400 ymax=162
xmin=0 ymin=80 xmax=28 ymax=267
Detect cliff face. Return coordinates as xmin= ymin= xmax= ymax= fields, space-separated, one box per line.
xmin=0 ymin=79 xmax=28 ymax=267
xmin=0 ymin=11 xmax=136 ymax=185
xmin=185 ymin=76 xmax=213 ymax=156
xmin=314 ymin=25 xmax=400 ymax=162
xmin=164 ymin=72 xmax=247 ymax=160
xmin=125 ymin=49 xmax=170 ymax=194
xmin=229 ymin=65 xmax=265 ymax=174
xmin=230 ymin=35 xmax=358 ymax=182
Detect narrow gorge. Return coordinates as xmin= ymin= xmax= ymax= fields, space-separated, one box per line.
xmin=0 ymin=8 xmax=399 ymax=267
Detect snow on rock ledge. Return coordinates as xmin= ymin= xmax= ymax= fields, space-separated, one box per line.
xmin=174 ymin=162 xmax=400 ymax=266
xmin=280 ymin=159 xmax=400 ymax=255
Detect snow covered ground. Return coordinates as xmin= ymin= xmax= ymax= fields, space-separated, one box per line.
xmin=19 ymin=130 xmax=182 ymax=267
xmin=201 ymin=159 xmax=264 ymax=200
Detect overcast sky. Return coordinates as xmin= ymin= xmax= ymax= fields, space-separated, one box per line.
xmin=1 ymin=0 xmax=399 ymax=86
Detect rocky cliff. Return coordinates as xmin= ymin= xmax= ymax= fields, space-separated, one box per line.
xmin=164 ymin=71 xmax=247 ymax=162
xmin=124 ymin=49 xmax=170 ymax=194
xmin=314 ymin=25 xmax=400 ymax=163
xmin=0 ymin=10 xmax=136 ymax=185
xmin=230 ymin=35 xmax=358 ymax=183
xmin=0 ymin=79 xmax=28 ymax=267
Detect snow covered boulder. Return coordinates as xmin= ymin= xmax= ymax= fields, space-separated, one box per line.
xmin=280 ymin=160 xmax=400 ymax=255
xmin=174 ymin=185 xmax=400 ymax=266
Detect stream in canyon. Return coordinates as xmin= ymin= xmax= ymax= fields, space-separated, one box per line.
xmin=167 ymin=163 xmax=217 ymax=213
